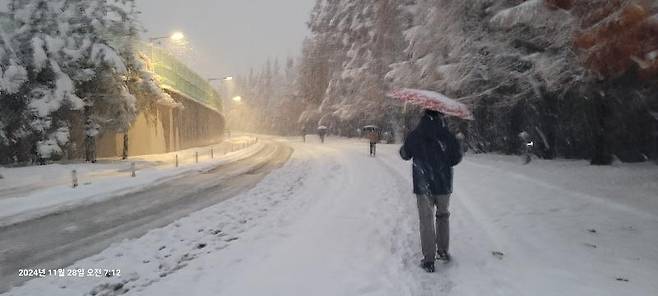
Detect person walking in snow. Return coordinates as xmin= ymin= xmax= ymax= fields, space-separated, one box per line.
xmin=400 ymin=110 xmax=463 ymax=273
xmin=318 ymin=127 xmax=327 ymax=143
xmin=368 ymin=130 xmax=380 ymax=157
xmin=518 ymin=131 xmax=534 ymax=164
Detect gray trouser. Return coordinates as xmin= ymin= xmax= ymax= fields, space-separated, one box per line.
xmin=416 ymin=194 xmax=451 ymax=263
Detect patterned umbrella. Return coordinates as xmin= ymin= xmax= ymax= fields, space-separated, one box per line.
xmin=387 ymin=88 xmax=474 ymax=120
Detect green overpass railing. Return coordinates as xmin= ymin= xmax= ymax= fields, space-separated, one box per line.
xmin=140 ymin=43 xmax=222 ymax=112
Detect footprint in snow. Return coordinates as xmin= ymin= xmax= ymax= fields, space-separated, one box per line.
xmin=492 ymin=251 xmax=504 ymax=260
xmin=622 ymin=226 xmax=636 ymax=232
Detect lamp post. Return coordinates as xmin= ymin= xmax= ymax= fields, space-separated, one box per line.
xmin=148 ymin=31 xmax=186 ymax=64
xmin=208 ymin=77 xmax=236 ymax=137
xmin=208 ymin=76 xmax=233 ymax=82
xmin=208 ymin=76 xmax=235 ymax=112
xmin=227 ymin=96 xmax=244 ymax=134
xmin=149 ymin=31 xmax=185 ymax=44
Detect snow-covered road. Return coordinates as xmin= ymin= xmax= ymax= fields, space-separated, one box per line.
xmin=5 ymin=137 xmax=658 ymax=296
xmin=0 ymin=139 xmax=291 ymax=293
xmin=0 ymin=136 xmax=260 ymax=227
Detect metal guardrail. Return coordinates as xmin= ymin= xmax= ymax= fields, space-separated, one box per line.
xmin=140 ymin=43 xmax=222 ymax=112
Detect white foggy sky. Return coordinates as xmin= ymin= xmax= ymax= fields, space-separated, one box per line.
xmin=136 ymin=0 xmax=315 ymax=78
xmin=0 ymin=0 xmax=315 ymax=78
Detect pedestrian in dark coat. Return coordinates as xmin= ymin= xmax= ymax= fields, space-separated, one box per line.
xmin=400 ymin=109 xmax=462 ymax=273
xmin=367 ymin=130 xmax=380 ymax=157
xmin=318 ymin=128 xmax=327 ymax=143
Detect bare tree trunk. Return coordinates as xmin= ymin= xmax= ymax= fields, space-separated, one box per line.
xmin=122 ymin=133 xmax=129 ymax=160
xmin=84 ymin=106 xmax=97 ymax=163
xmin=590 ymin=93 xmax=613 ymax=165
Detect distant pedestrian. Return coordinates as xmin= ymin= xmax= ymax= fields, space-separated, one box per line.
xmin=318 ymin=126 xmax=327 ymax=143
xmin=400 ymin=110 xmax=463 ymax=273
xmin=367 ymin=130 xmax=380 ymax=157
xmin=301 ymin=127 xmax=307 ymax=143
xmin=519 ymin=131 xmax=533 ymax=164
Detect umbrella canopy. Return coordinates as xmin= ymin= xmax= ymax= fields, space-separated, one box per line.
xmin=387 ymin=88 xmax=474 ymax=120
xmin=363 ymin=125 xmax=379 ymax=130
xmin=317 ymin=125 xmax=328 ymax=130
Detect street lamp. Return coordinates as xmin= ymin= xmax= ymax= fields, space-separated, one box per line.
xmin=149 ymin=31 xmax=186 ymax=44
xmin=148 ymin=31 xmax=187 ymax=73
xmin=232 ymin=96 xmax=242 ymax=103
xmin=208 ymin=76 xmax=233 ymax=82
xmin=208 ymin=76 xmax=236 ymax=113
xmin=170 ymin=32 xmax=185 ymax=42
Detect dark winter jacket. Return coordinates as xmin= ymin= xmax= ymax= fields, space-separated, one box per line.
xmin=367 ymin=131 xmax=380 ymax=144
xmin=400 ymin=113 xmax=462 ymax=195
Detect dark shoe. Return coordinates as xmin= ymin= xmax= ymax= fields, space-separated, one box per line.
xmin=437 ymin=250 xmax=451 ymax=262
xmin=421 ymin=261 xmax=435 ymax=273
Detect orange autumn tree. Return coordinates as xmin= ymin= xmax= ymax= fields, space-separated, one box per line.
xmin=552 ymin=0 xmax=658 ymax=80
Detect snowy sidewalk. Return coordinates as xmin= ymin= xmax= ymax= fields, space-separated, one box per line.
xmin=5 ymin=137 xmax=658 ymax=296
xmin=0 ymin=136 xmax=261 ymax=227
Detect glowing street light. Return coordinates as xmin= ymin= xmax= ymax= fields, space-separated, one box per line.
xmin=170 ymin=32 xmax=185 ymax=42
xmin=149 ymin=31 xmax=186 ymax=44
xmin=208 ymin=76 xmax=234 ymax=82
xmin=232 ymin=96 xmax=242 ymax=103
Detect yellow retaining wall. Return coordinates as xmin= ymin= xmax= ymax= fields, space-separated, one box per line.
xmin=97 ymin=93 xmax=224 ymax=158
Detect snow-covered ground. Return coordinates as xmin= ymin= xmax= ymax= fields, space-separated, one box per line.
xmin=5 ymin=137 xmax=658 ymax=296
xmin=0 ymin=136 xmax=260 ymax=227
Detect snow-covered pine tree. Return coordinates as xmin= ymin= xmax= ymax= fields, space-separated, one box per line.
xmin=297 ymin=37 xmax=330 ymax=116
xmin=0 ymin=8 xmax=31 ymax=163
xmin=384 ymin=0 xmax=656 ymax=161
xmin=277 ymin=56 xmax=304 ymax=135
xmin=296 ymin=0 xmax=344 ymax=129
xmin=6 ymin=0 xmax=85 ymax=163
xmin=387 ymin=0 xmax=582 ymax=156
xmin=296 ymin=0 xmax=409 ymax=137
xmin=64 ymin=0 xmax=136 ymax=162
xmin=321 ymin=0 xmax=374 ymax=128
xmin=266 ymin=57 xmax=304 ymax=135
xmin=1 ymin=0 xmax=173 ymax=164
